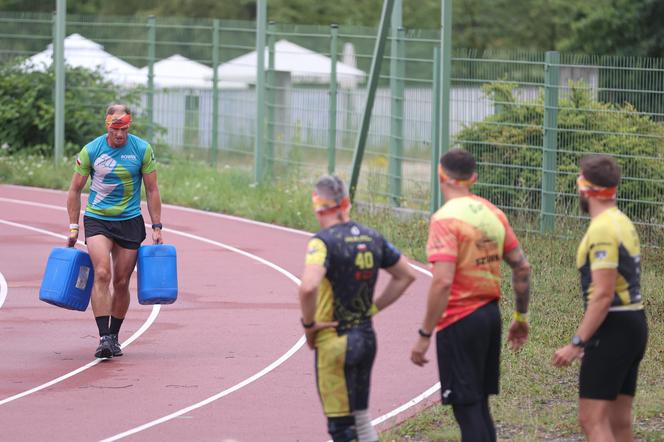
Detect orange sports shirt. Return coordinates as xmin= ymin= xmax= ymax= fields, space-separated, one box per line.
xmin=427 ymin=195 xmax=519 ymax=330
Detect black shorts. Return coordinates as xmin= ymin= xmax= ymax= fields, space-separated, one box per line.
xmin=436 ymin=300 xmax=501 ymax=405
xmin=84 ymin=215 xmax=146 ymax=250
xmin=579 ymin=310 xmax=648 ymax=400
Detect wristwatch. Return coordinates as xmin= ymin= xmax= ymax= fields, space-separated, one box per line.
xmin=571 ymin=335 xmax=586 ymax=348
xmin=418 ymin=328 xmax=432 ymax=338
xmin=151 ymin=223 xmax=163 ymax=230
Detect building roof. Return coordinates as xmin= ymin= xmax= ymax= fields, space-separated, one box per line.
xmin=138 ymin=54 xmax=247 ymax=89
xmin=23 ymin=33 xmax=143 ymax=85
xmin=217 ymin=39 xmax=366 ymax=87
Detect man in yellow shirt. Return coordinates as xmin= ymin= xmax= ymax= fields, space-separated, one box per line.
xmin=553 ymin=154 xmax=648 ymax=441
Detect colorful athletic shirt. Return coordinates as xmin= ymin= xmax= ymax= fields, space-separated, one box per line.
xmin=427 ymin=195 xmax=519 ymax=330
xmin=576 ymin=207 xmax=643 ymax=311
xmin=74 ymin=134 xmax=156 ymax=221
xmin=304 ymin=221 xmax=401 ymax=344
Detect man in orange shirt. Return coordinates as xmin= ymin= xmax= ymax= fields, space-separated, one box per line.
xmin=411 ymin=148 xmax=531 ymax=442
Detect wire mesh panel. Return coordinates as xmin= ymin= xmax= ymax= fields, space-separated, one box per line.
xmin=452 ymin=49 xmax=546 ymax=232
xmin=2 ymin=12 xmax=664 ymax=243
xmin=555 ymin=54 xmax=664 ymax=244
xmin=0 ymin=12 xmax=52 ymax=64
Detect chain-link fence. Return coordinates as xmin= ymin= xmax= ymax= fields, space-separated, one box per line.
xmin=1 ymin=11 xmax=663 ymax=241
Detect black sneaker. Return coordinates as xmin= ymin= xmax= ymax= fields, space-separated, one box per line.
xmin=110 ymin=334 xmax=123 ymax=357
xmin=95 ymin=335 xmax=113 ymax=359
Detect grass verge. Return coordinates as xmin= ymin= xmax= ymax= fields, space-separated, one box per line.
xmin=1 ymin=153 xmax=662 ymax=441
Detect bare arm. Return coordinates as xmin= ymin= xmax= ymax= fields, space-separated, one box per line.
xmin=504 ymin=247 xmax=532 ymax=314
xmin=143 ymin=171 xmax=162 ymax=244
xmin=575 ymin=268 xmax=615 ymax=342
xmin=411 ymin=260 xmax=455 ymax=366
xmin=503 ymin=246 xmax=532 ymax=351
xmin=553 ymin=268 xmax=615 ymax=367
xmin=298 ymin=264 xmax=337 ymax=349
xmin=66 ymin=173 xmax=88 ymax=247
xmin=373 ymin=256 xmax=416 ymax=312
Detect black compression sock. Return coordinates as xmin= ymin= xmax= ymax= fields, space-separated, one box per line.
xmin=109 ymin=316 xmax=124 ymax=335
xmin=95 ymin=315 xmax=110 ymax=337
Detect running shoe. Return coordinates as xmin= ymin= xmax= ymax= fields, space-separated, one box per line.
xmin=109 ymin=334 xmax=123 ymax=357
xmin=95 ymin=335 xmax=114 ymax=359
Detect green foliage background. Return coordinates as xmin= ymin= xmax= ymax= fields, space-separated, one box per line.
xmin=1 ymin=0 xmax=663 ymax=56
xmin=0 ymin=61 xmax=150 ymax=156
xmin=457 ymin=82 xmax=664 ymax=226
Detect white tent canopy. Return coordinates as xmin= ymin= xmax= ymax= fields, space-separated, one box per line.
xmin=217 ymin=39 xmax=366 ymax=87
xmin=138 ymin=54 xmax=246 ymax=89
xmin=23 ymin=33 xmax=143 ymax=86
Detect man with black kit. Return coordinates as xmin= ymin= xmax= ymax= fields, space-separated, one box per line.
xmin=298 ymin=175 xmax=415 ymax=442
xmin=411 ymin=148 xmax=532 ymax=442
xmin=67 ymin=104 xmax=163 ymax=359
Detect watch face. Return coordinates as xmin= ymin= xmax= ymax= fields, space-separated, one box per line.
xmin=572 ymin=336 xmax=584 ymax=347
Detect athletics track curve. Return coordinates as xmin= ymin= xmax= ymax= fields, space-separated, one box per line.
xmin=0 ymin=185 xmax=439 ymax=441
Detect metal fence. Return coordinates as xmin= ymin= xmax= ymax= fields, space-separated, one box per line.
xmin=1 ymin=11 xmax=663 ymax=241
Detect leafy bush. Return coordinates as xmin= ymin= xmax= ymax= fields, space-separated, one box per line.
xmin=455 ymin=81 xmax=664 ymax=226
xmin=0 ymin=60 xmax=151 ymax=156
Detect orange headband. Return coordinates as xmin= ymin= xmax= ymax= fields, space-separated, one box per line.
xmin=577 ymin=174 xmax=617 ymax=200
xmin=105 ymin=113 xmax=132 ymax=129
xmin=312 ymin=191 xmax=351 ymax=215
xmin=438 ymin=164 xmax=477 ymax=188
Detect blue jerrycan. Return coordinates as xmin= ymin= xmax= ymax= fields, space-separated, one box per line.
xmin=39 ymin=247 xmax=94 ymax=311
xmin=137 ymin=244 xmax=178 ymax=305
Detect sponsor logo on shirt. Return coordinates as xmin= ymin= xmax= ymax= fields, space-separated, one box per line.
xmin=121 ymin=154 xmax=137 ymax=160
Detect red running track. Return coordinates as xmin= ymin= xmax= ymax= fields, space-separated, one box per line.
xmin=0 ymin=184 xmax=439 ymax=441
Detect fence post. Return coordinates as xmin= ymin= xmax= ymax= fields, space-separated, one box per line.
xmin=266 ymin=21 xmax=276 ymax=177
xmin=430 ymin=47 xmax=442 ymax=213
xmin=388 ymin=26 xmax=405 ymax=207
xmin=53 ymin=0 xmax=65 ymax=163
xmin=254 ymin=0 xmax=267 ymax=183
xmin=211 ymin=19 xmax=220 ymax=166
xmin=541 ymin=51 xmax=560 ymax=233
xmin=440 ymin=0 xmax=452 ymax=158
xmin=327 ymin=24 xmax=339 ymax=174
xmin=147 ymin=16 xmax=156 ymax=144
xmin=348 ymin=0 xmax=396 ymax=201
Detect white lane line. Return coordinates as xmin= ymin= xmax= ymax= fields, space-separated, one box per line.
xmin=371 ymin=264 xmax=440 ymax=427
xmin=0 ymin=219 xmax=161 ymax=406
xmin=0 ymin=202 xmax=308 ymax=439
xmin=101 ymin=336 xmax=306 ymax=442
xmin=0 ymin=271 xmax=7 ymax=309
xmin=101 ymin=228 xmax=306 ymax=441
xmin=163 ymin=203 xmax=311 ymax=237
xmin=0 ymin=191 xmax=443 ymax=430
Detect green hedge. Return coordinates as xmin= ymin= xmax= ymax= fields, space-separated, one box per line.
xmin=0 ymin=60 xmax=149 ymax=156
xmin=456 ymin=82 xmax=664 ymax=226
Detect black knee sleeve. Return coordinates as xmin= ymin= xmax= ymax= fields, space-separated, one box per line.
xmin=327 ymin=415 xmax=357 ymax=442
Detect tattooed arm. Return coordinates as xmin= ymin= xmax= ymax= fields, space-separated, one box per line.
xmin=504 ymin=247 xmax=531 ymax=350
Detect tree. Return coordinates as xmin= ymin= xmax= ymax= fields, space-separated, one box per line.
xmin=561 ymin=0 xmax=664 ymax=56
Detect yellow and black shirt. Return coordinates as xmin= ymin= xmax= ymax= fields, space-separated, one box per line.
xmin=576 ymin=207 xmax=643 ymax=311
xmin=305 ymin=221 xmax=401 ymax=342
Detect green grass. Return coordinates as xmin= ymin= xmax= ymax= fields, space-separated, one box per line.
xmin=1 ymin=152 xmax=662 ymax=441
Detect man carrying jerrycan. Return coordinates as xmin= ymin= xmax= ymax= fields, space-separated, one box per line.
xmin=66 ymin=104 xmax=164 ymax=359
